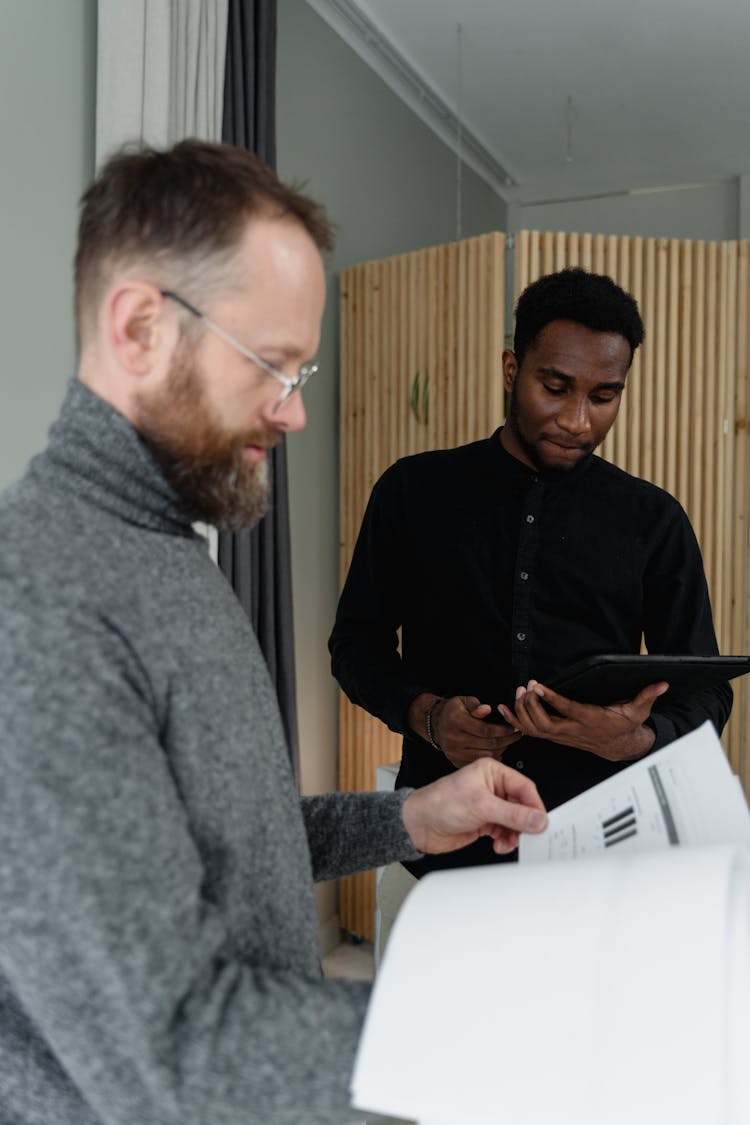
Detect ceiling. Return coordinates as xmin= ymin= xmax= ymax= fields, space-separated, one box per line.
xmin=307 ymin=0 xmax=750 ymax=204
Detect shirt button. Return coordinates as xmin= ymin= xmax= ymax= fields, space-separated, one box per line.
xmin=531 ymin=475 xmax=539 ymax=484
xmin=516 ymin=632 xmax=526 ymax=642
xmin=520 ymin=571 xmax=529 ymax=581
xmin=516 ymin=760 xmax=524 ymax=770
xmin=525 ymin=514 xmax=535 ymax=524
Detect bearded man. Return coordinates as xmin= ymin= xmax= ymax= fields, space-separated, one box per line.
xmin=330 ymin=267 xmax=732 ymax=882
xmin=0 ymin=141 xmax=547 ymax=1125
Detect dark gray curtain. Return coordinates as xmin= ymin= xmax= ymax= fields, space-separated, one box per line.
xmin=219 ymin=0 xmax=300 ymax=775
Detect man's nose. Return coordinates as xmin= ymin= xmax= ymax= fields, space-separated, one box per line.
xmin=269 ymin=390 xmax=307 ymax=433
xmin=556 ymin=395 xmax=590 ymax=434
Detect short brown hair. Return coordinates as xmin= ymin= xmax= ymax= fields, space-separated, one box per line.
xmin=75 ymin=139 xmax=334 ymax=340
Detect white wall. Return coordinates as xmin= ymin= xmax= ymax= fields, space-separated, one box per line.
xmin=0 ymin=0 xmax=97 ymax=491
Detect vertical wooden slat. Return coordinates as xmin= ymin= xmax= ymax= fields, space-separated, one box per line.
xmin=718 ymin=242 xmax=733 ymax=649
xmin=664 ymin=240 xmax=679 ymax=498
xmin=555 ymin=230 xmax=567 ymax=272
xmin=407 ymin=254 xmax=420 ymax=455
xmin=607 ymin=235 xmax=620 ymax=282
xmin=592 ymin=233 xmax=605 ymax=275
xmin=425 ymin=247 xmax=438 ymax=451
xmin=458 ymin=239 xmax=469 ymax=443
xmin=466 ymin=237 xmax=478 ymax=439
xmin=394 ymin=254 xmax=406 ymax=466
xmin=567 ymin=231 xmax=580 ymax=267
xmin=439 ymin=244 xmax=452 ymax=453
xmin=402 ymin=253 xmax=414 ymax=459
xmin=476 ymin=235 xmax=490 ymax=426
xmin=691 ymin=243 xmax=706 ymax=545
xmin=491 ymin=232 xmax=506 ymax=424
xmin=455 ymin=240 xmax=467 ymax=444
xmin=514 ymin=229 xmax=530 ymax=296
xmin=440 ymin=242 xmax=451 ymax=447
xmin=722 ymin=243 xmax=737 ymax=664
xmin=580 ymin=232 xmax=593 ymax=272
xmin=530 ymin=230 xmax=541 ymax=287
xmin=541 ymin=231 xmax=554 ymax=275
xmin=651 ymin=239 xmax=667 ymax=489
xmin=704 ymin=242 xmax=719 ymax=611
xmin=627 ymin=237 xmax=643 ymax=477
xmin=677 ymin=241 xmax=692 ymax=507
xmin=640 ymin=239 xmax=657 ymax=484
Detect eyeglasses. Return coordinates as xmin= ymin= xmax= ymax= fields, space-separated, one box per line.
xmin=160 ymin=289 xmax=318 ymax=411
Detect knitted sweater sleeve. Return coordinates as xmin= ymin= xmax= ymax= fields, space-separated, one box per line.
xmin=301 ymin=789 xmax=422 ymax=883
xmin=0 ymin=593 xmax=370 ymax=1125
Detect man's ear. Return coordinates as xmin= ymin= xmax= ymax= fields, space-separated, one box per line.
xmin=501 ymin=349 xmax=518 ymax=394
xmin=105 ymin=282 xmax=175 ymax=377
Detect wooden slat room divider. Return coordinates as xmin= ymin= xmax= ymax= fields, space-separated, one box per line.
xmin=338 ymin=232 xmax=506 ymax=937
xmin=337 ymin=228 xmax=750 ymax=940
xmin=515 ymin=230 xmax=750 ymax=790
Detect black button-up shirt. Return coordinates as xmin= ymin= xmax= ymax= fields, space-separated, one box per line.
xmin=329 ymin=430 xmax=732 ymax=873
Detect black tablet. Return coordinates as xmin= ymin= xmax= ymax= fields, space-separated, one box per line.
xmin=544 ymin=654 xmax=750 ymax=706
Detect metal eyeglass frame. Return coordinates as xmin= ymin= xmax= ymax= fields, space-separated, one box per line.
xmin=160 ymin=289 xmax=318 ymax=411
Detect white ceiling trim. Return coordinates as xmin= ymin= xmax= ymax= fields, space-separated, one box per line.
xmin=305 ymin=0 xmax=515 ymax=201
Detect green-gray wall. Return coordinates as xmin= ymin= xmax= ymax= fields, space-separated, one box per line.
xmin=0 ymin=0 xmax=97 ymax=491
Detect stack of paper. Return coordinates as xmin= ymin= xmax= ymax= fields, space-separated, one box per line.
xmin=351 ymin=722 xmax=750 ymax=1125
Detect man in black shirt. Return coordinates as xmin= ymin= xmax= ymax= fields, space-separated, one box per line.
xmin=329 ymin=268 xmax=732 ymax=875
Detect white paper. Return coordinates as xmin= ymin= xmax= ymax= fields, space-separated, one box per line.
xmin=351 ymin=722 xmax=750 ymax=1125
xmin=352 ymin=847 xmax=750 ymax=1125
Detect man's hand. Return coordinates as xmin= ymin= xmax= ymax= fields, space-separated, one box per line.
xmin=402 ymin=757 xmax=547 ymax=856
xmin=498 ymin=679 xmax=669 ymax=763
xmin=407 ymin=693 xmax=522 ymax=768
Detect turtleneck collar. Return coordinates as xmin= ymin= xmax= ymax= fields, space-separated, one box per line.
xmin=31 ymin=379 xmax=196 ymax=536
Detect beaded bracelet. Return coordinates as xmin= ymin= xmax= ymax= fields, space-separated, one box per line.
xmin=425 ymin=699 xmax=444 ymax=753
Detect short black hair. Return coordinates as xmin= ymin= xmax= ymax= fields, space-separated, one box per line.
xmin=513 ymin=267 xmax=645 ymax=368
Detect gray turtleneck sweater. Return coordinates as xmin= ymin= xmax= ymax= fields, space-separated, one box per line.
xmin=0 ymin=381 xmax=419 ymax=1125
